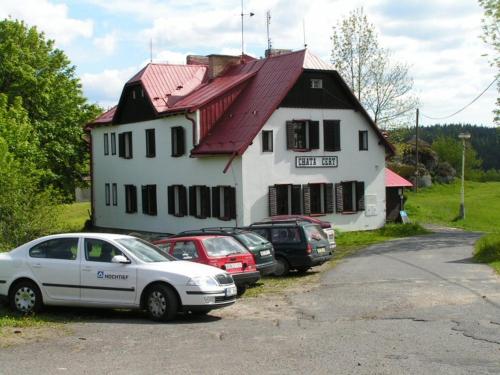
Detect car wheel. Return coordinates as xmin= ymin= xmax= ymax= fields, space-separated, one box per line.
xmin=145 ymin=284 xmax=178 ymax=322
xmin=9 ymin=281 xmax=43 ymax=314
xmin=296 ymin=267 xmax=310 ymax=274
xmin=236 ymin=285 xmax=247 ymax=296
xmin=273 ymin=257 xmax=290 ymax=277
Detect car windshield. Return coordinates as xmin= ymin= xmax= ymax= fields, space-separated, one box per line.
xmin=116 ymin=238 xmax=175 ymax=262
xmin=304 ymin=225 xmax=328 ymax=242
xmin=236 ymin=232 xmax=269 ymax=247
xmin=203 ymin=237 xmax=248 ymax=257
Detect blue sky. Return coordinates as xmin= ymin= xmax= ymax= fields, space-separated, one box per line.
xmin=0 ymin=0 xmax=497 ymax=126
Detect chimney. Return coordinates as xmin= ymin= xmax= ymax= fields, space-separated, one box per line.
xmin=186 ymin=55 xmax=209 ymax=66
xmin=265 ymin=48 xmax=292 ymax=58
xmin=207 ymin=54 xmax=241 ymax=79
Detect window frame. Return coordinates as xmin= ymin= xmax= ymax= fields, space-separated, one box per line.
xmin=145 ymin=128 xmax=156 ymax=158
xmin=125 ymin=184 xmax=138 ymax=214
xmin=359 ymin=130 xmax=368 ymax=151
xmin=141 ymin=184 xmax=158 ymax=216
xmin=211 ymin=186 xmax=236 ymax=221
xmin=262 ymin=130 xmax=273 ymax=152
xmin=118 ymin=131 xmax=133 ymax=159
xmin=105 ymin=183 xmax=110 ymax=206
xmin=168 ymin=185 xmax=188 ymax=217
xmin=112 ymin=183 xmax=117 ymax=206
xmin=104 ymin=133 xmax=109 ymax=155
xmin=286 ymin=120 xmax=319 ymax=151
xmin=310 ymin=78 xmax=323 ymax=89
xmin=335 ymin=181 xmax=365 ymax=214
xmin=171 ymin=126 xmax=185 ymax=157
xmin=323 ymin=120 xmax=341 ymax=152
xmin=189 ymin=185 xmax=211 ymax=219
xmin=110 ymin=133 xmax=116 ymax=155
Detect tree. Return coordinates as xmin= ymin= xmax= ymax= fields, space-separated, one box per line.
xmin=0 ymin=19 xmax=101 ymax=200
xmin=331 ymin=8 xmax=418 ymax=129
xmin=478 ymin=0 xmax=500 ymax=124
xmin=431 ymin=136 xmax=482 ymax=179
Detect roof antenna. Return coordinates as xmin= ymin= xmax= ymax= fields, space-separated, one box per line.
xmin=266 ymin=10 xmax=272 ymax=51
xmin=303 ymin=18 xmax=307 ymax=48
xmin=150 ymin=38 xmax=153 ymax=63
xmin=241 ymin=0 xmax=255 ymax=56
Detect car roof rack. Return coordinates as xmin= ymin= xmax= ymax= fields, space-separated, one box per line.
xmin=173 ymin=227 xmax=243 ymax=236
xmin=249 ymin=219 xmax=310 ymax=226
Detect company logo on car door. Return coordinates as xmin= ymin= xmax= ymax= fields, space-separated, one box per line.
xmin=97 ymin=271 xmax=128 ymax=280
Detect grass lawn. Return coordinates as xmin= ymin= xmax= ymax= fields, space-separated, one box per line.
xmin=405 ymin=181 xmax=500 ymax=234
xmin=55 ymin=202 xmax=90 ymax=233
xmin=405 ymin=181 xmax=500 ymax=273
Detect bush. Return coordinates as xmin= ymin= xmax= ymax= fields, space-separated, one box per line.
xmin=473 ymin=234 xmax=500 ymax=264
xmin=468 ymin=169 xmax=500 ymax=182
xmin=378 ymin=223 xmax=429 ymax=237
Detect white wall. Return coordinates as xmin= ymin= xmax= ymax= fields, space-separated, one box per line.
xmin=241 ymin=108 xmax=387 ymax=231
xmin=92 ymin=116 xmax=243 ymax=234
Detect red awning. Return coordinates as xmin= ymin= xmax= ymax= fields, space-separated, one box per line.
xmin=386 ymin=168 xmax=413 ymax=187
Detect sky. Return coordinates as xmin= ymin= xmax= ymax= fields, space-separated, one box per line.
xmin=0 ymin=0 xmax=497 ymax=126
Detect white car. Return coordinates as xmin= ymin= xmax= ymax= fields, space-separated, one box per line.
xmin=0 ymin=233 xmax=237 ymax=321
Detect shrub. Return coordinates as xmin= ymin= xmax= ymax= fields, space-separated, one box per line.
xmin=473 ymin=234 xmax=500 ymax=264
xmin=377 ymin=223 xmax=429 ymax=237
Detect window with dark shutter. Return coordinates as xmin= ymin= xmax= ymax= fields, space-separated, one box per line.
xmin=324 ymin=120 xmax=341 ymax=151
xmin=125 ymin=185 xmax=137 ymax=213
xmin=325 ymin=183 xmax=334 ymax=213
xmin=145 ymin=129 xmax=156 ymax=157
xmin=118 ymin=132 xmax=133 ymax=159
xmin=356 ymin=181 xmax=365 ymax=211
xmin=285 ymin=120 xmax=319 ymax=151
xmin=189 ymin=185 xmax=210 ymax=219
xmin=262 ymin=130 xmax=273 ymax=152
xmin=306 ymin=183 xmax=334 ymax=215
xmin=359 ymin=131 xmax=368 ymax=151
xmin=105 ymin=183 xmax=110 ymax=206
xmin=169 ymin=185 xmax=188 ymax=217
xmin=171 ymin=127 xmax=185 ymax=157
xmin=272 ymin=184 xmax=303 ymax=215
xmin=104 ymin=133 xmax=109 ymax=155
xmin=212 ymin=187 xmax=221 ymax=218
xmin=291 ymin=185 xmax=302 ymax=215
xmin=141 ymin=185 xmax=157 ymax=215
xmin=111 ymin=133 xmax=116 ymax=155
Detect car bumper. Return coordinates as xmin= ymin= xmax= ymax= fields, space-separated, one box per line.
xmin=307 ymin=253 xmax=333 ymax=267
xmin=231 ymin=271 xmax=261 ymax=286
xmin=182 ymin=286 xmax=237 ymax=309
xmin=256 ymin=260 xmax=277 ymax=276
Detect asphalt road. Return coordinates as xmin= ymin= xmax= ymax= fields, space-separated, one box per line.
xmin=1 ymin=230 xmax=499 ymax=374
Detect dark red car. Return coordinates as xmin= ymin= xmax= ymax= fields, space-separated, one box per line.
xmin=153 ymin=235 xmax=260 ymax=295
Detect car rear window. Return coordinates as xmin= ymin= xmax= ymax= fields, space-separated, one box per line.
xmin=304 ymin=225 xmax=328 ymax=242
xmin=271 ymin=227 xmax=302 ymax=244
xmin=236 ymin=232 xmax=270 ymax=247
xmin=202 ymin=237 xmax=248 ymax=257
xmin=116 ymin=238 xmax=175 ymax=262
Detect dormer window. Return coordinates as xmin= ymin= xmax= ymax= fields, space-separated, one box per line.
xmin=310 ymin=79 xmax=323 ymax=89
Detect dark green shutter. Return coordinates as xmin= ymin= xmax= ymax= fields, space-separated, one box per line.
xmin=201 ymin=186 xmax=211 ymax=218
xmin=325 ymin=183 xmax=334 ymax=213
xmin=269 ymin=186 xmax=278 ymax=216
xmin=356 ymin=181 xmax=365 ymax=211
xmin=150 ymin=185 xmax=157 ymax=215
xmin=286 ymin=121 xmax=295 ymax=150
xmin=118 ymin=133 xmax=125 ymax=157
xmin=141 ymin=186 xmax=147 ymax=214
xmin=303 ymin=185 xmax=311 ymax=215
xmin=168 ymin=186 xmax=175 ymax=215
xmin=189 ymin=186 xmax=196 ymax=216
xmin=324 ymin=120 xmax=340 ymax=151
xmin=335 ymin=183 xmax=343 ymax=213
xmin=178 ymin=127 xmax=185 ymax=156
xmin=308 ymin=121 xmax=319 ymax=149
xmin=179 ymin=186 xmax=188 ymax=216
xmin=291 ymin=185 xmax=302 ymax=214
xmin=212 ymin=187 xmax=220 ymax=218
xmin=228 ymin=186 xmax=236 ymax=219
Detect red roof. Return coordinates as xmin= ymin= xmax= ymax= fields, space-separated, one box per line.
xmin=88 ymin=50 xmax=394 ymax=156
xmin=386 ymin=168 xmax=413 ymax=187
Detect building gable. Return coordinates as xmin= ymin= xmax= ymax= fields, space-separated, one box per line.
xmin=113 ymin=84 xmax=157 ymax=125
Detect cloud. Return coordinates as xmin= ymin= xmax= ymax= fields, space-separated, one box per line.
xmin=81 ymin=67 xmax=138 ymax=107
xmin=93 ymin=32 xmax=118 ymax=56
xmin=0 ymin=0 xmax=93 ymax=45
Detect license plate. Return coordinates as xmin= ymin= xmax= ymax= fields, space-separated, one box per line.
xmin=225 ymin=262 xmax=242 ymax=270
xmin=225 ymin=286 xmax=237 ymax=297
xmin=260 ymin=250 xmax=271 ymax=256
xmin=317 ymin=247 xmax=326 ymax=254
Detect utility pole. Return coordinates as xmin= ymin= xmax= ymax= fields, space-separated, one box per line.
xmin=240 ymin=0 xmax=254 ymax=56
xmin=266 ymin=10 xmax=272 ymax=51
xmin=458 ymin=133 xmax=471 ymax=219
xmin=415 ymin=108 xmax=419 ymax=193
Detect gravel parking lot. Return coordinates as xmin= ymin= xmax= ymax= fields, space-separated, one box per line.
xmin=1 ymin=230 xmax=499 ymax=374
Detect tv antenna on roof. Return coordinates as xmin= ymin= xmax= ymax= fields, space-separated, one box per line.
xmin=240 ymin=0 xmax=255 ymax=56
xmin=266 ymin=10 xmax=272 ymax=51
xmin=303 ymin=18 xmax=307 ymax=48
xmin=150 ymin=38 xmax=153 ymax=63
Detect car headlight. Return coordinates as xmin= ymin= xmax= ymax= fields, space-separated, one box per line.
xmin=186 ymin=276 xmax=219 ymax=288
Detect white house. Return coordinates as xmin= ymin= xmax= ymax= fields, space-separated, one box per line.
xmin=86 ymin=49 xmax=395 ymax=234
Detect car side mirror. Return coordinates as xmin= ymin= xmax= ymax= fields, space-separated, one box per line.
xmin=111 ymin=255 xmax=131 ymax=264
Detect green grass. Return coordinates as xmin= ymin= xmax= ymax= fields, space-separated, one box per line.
xmin=55 ymin=202 xmax=90 ymax=233
xmin=405 ymin=181 xmax=500 ymax=234
xmin=245 ymin=223 xmax=429 ymax=297
xmin=473 ymin=233 xmax=500 ymax=274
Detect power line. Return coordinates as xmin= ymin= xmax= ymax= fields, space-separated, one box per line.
xmin=421 ymin=76 xmax=498 ymax=120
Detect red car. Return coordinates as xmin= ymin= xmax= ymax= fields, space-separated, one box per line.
xmin=262 ymin=215 xmax=336 ymax=248
xmin=154 ymin=235 xmax=260 ymax=295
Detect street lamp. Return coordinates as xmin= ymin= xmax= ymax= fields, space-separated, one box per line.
xmin=458 ymin=132 xmax=471 ymax=220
